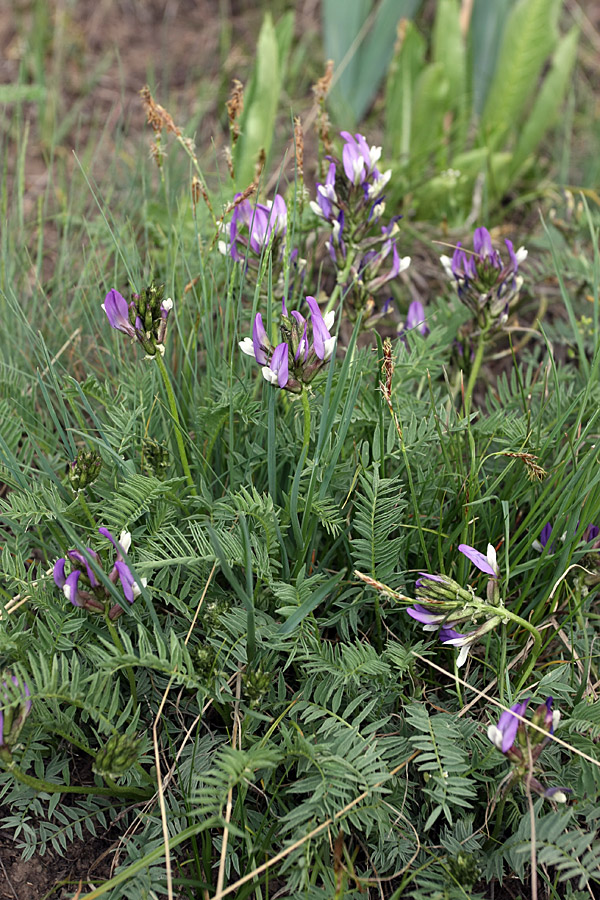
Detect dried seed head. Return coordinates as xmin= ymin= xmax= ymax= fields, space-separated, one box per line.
xmin=139 ymin=85 xmax=181 ymax=137
xmin=294 ymin=116 xmax=304 ymax=177
xmin=312 ymin=59 xmax=334 ymax=103
xmin=226 ymin=79 xmax=244 ymax=146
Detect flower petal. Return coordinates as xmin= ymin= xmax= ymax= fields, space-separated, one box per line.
xmin=458 ymin=543 xmax=497 ymax=576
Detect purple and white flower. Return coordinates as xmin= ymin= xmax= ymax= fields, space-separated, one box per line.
xmin=54 ymin=528 xmax=147 ymax=619
xmin=459 ymin=542 xmax=499 ymax=577
xmin=103 ymin=283 xmax=173 ymax=358
xmin=239 ymin=296 xmax=336 ymax=393
xmin=488 ymin=698 xmax=530 ymax=753
xmin=440 ymin=226 xmax=527 ymax=325
xmin=220 ymin=194 xmax=287 ymax=262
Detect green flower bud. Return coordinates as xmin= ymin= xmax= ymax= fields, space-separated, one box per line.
xmin=243 ymin=662 xmax=272 ymax=709
xmin=94 ymin=733 xmax=141 ymax=779
xmin=69 ymin=450 xmax=103 ymax=492
xmin=141 ymin=438 xmax=170 ymax=479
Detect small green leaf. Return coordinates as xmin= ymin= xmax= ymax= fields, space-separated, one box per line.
xmin=278 ymin=570 xmax=345 ymax=634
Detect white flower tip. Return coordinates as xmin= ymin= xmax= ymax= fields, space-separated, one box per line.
xmin=552 ymin=710 xmax=561 ymax=729
xmin=487 ymin=725 xmax=503 ymax=749
xmin=239 ymin=337 xmax=255 ymax=357
xmin=440 ymin=255 xmax=454 ymax=279
xmin=63 ymin=585 xmax=72 ymax=602
xmin=399 ymin=256 xmax=411 ymax=273
xmin=162 ymin=298 xmax=173 ymax=311
xmin=101 ymin=303 xmax=107 ymax=313
xmin=486 ymin=543 xmax=499 ymax=575
xmin=456 ymin=645 xmax=470 ymax=668
xmin=515 ymin=246 xmax=528 ymax=263
xmin=261 ymin=366 xmax=278 ymax=385
xmin=551 ymin=790 xmax=568 ymax=803
xmin=309 ymin=201 xmax=323 ymax=218
xmin=323 ymin=310 xmax=335 ymax=331
xmin=119 ymin=531 xmax=132 ymax=553
xmin=217 ymin=240 xmax=228 ymax=256
xmin=323 ymin=336 xmax=337 ymax=360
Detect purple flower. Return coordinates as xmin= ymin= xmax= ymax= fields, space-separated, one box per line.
xmin=239 ymin=297 xmax=336 ymax=393
xmin=487 ymin=699 xmax=530 ymax=753
xmin=53 ymin=528 xmax=146 ymax=618
xmin=440 ymin=227 xmax=527 ymax=324
xmin=306 ymin=296 xmax=335 ymax=361
xmin=458 ymin=543 xmax=499 ymax=577
xmin=102 ymin=283 xmax=173 ymax=357
xmin=406 ymin=300 xmax=429 ymax=335
xmin=540 ymin=523 xmax=553 ymax=548
xmin=311 ymin=162 xmax=338 ymax=221
xmin=340 ymin=132 xmax=390 ymax=195
xmin=102 ymin=290 xmax=137 ymax=338
xmin=222 ymin=194 xmax=287 ymax=261
xmin=438 ymin=626 xmax=479 ymax=668
xmin=262 ymin=342 xmax=289 ymax=389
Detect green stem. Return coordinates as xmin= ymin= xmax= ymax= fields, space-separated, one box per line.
xmin=155 ymin=352 xmax=195 ymax=494
xmin=78 ymin=491 xmax=96 ymax=529
xmin=498 ymin=623 xmax=507 ymax=704
xmin=0 ymin=758 xmax=151 ymax=800
xmin=105 ymin=611 xmax=138 ymax=714
xmin=300 ymin=389 xmax=311 ymax=452
xmin=482 ymin=605 xmax=542 ymax=690
xmin=463 ymin=327 xmax=487 ymax=416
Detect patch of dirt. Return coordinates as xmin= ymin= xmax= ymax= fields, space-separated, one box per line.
xmin=0 ymin=816 xmax=114 ymax=899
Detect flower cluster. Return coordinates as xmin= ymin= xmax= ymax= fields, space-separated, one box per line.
xmin=488 ymin=697 xmax=570 ymax=803
xmin=440 ymin=227 xmax=527 ymax=327
xmin=239 ymin=296 xmax=335 ymax=393
xmin=0 ymin=673 xmax=31 ymax=757
xmin=219 ymin=193 xmax=287 ymax=263
xmin=311 ymin=132 xmax=410 ymax=315
xmin=94 ymin=733 xmax=141 ymax=779
xmin=54 ymin=528 xmax=147 ymax=621
xmin=103 ymin=282 xmax=173 ymax=357
xmin=406 ymin=543 xmax=502 ymax=667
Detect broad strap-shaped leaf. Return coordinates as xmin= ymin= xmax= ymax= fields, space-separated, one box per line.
xmin=510 ymin=24 xmax=579 ymax=176
xmin=480 ymin=0 xmax=562 ymax=148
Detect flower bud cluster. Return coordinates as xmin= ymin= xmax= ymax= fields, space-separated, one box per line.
xmin=239 ymin=296 xmax=336 ymax=393
xmin=94 ymin=733 xmax=141 ymax=779
xmin=440 ymin=227 xmax=527 ymax=328
xmin=102 ymin=282 xmax=173 ymax=358
xmin=311 ymin=132 xmax=410 ymax=314
xmin=69 ymin=450 xmax=102 ymax=493
xmin=53 ymin=527 xmax=147 ymax=621
xmin=0 ymin=673 xmax=31 ymax=759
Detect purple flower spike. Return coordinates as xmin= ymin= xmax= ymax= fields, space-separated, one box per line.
xmin=53 ymin=558 xmax=67 ymax=588
xmin=102 ymin=290 xmax=136 ymax=338
xmin=458 ymin=543 xmax=499 ymax=577
xmin=488 ymin=698 xmax=530 ymax=753
xmin=262 ymin=342 xmax=289 ymax=388
xmin=64 ymin=569 xmax=83 ymax=607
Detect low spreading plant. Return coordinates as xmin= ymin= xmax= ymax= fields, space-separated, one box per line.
xmin=0 ymin=52 xmax=599 ymax=900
